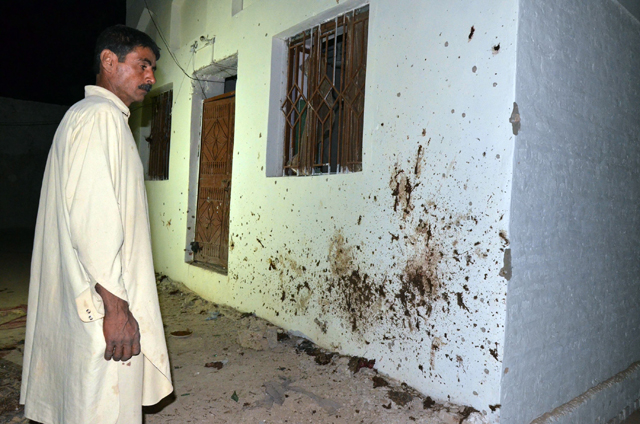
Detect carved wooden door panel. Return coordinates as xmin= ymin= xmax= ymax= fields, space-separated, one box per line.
xmin=194 ymin=92 xmax=235 ymax=268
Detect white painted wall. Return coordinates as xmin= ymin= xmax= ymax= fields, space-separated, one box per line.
xmin=502 ymin=1 xmax=640 ymax=422
xmin=127 ymin=0 xmax=518 ymax=416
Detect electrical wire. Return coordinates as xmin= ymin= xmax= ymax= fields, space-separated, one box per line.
xmin=142 ymin=0 xmax=226 ymax=86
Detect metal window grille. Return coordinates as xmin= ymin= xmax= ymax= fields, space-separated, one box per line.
xmin=147 ymin=90 xmax=173 ymax=180
xmin=281 ymin=6 xmax=368 ymax=176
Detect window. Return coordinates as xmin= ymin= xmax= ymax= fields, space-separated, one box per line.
xmin=146 ymin=89 xmax=173 ymax=180
xmin=281 ymin=5 xmax=369 ymax=176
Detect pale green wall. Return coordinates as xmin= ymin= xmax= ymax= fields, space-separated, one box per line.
xmin=128 ymin=0 xmax=518 ymax=417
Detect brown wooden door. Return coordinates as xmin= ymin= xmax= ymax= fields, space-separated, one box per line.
xmin=194 ymin=92 xmax=235 ymax=269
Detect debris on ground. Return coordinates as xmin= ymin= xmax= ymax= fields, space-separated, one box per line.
xmin=464 ymin=411 xmax=491 ymax=424
xmin=0 ymin=345 xmax=19 ymax=360
xmin=314 ymin=352 xmax=334 ymax=365
xmin=0 ymin=274 xmax=497 ymax=424
xmin=436 ymin=408 xmax=464 ymax=424
xmin=237 ymin=317 xmax=278 ymax=350
xmin=388 ymin=390 xmax=413 ymax=406
xmin=460 ymin=405 xmax=480 ymax=420
xmin=204 ymin=361 xmax=224 ymax=370
xmin=348 ymin=356 xmax=376 ymax=373
xmin=372 ymin=376 xmax=389 ymax=388
xmin=254 ymin=377 xmax=342 ymax=414
xmin=276 ymin=331 xmax=290 ymax=341
xmin=0 ymin=305 xmax=27 ymax=330
xmin=204 ymin=311 xmax=220 ymax=321
xmin=295 ymin=339 xmax=319 ymax=355
xmin=424 ymin=396 xmax=436 ymax=409
xmin=0 ymin=358 xmax=26 ymax=422
xmin=293 ymin=339 xmax=336 ymax=365
xmin=170 ymin=329 xmax=192 ymax=338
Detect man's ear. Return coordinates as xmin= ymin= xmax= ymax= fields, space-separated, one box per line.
xmin=100 ymin=49 xmax=117 ymax=74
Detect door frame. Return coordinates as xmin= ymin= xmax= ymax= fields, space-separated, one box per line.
xmin=192 ymin=91 xmax=235 ymax=270
xmin=184 ymin=57 xmax=238 ymax=271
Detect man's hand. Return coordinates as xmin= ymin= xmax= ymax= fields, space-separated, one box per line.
xmin=95 ymin=284 xmax=141 ymax=361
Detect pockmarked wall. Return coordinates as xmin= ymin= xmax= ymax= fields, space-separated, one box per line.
xmin=128 ymin=0 xmax=517 ymax=415
xmin=0 ymin=98 xmax=68 ymax=230
xmin=502 ymin=1 xmax=640 ymax=423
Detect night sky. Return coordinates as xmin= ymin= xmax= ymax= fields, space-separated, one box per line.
xmin=1 ymin=1 xmax=126 ymax=106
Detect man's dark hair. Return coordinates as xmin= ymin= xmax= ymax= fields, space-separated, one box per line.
xmin=94 ymin=25 xmax=161 ymax=74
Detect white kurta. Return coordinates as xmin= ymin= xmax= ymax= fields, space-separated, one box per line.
xmin=20 ymin=86 xmax=173 ymax=424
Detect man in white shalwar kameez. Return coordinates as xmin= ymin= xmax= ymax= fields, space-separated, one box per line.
xmin=20 ymin=26 xmax=173 ymax=424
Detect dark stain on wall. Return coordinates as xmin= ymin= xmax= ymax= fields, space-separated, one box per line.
xmin=390 ymin=168 xmax=417 ymax=218
xmin=396 ymin=220 xmax=442 ymax=323
xmin=489 ymin=345 xmax=499 ymax=361
xmin=456 ymin=292 xmax=469 ymax=311
xmin=324 ymin=231 xmax=386 ymax=332
xmin=390 ymin=145 xmax=426 ymax=219
xmin=414 ymin=144 xmax=424 ymax=177
xmin=255 ymin=143 xmax=506 ymax=380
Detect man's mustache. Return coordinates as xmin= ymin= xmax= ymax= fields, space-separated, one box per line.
xmin=138 ymin=84 xmax=153 ymax=93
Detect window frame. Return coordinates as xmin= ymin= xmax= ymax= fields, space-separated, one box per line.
xmin=280 ymin=5 xmax=369 ymax=177
xmin=146 ymin=89 xmax=173 ymax=181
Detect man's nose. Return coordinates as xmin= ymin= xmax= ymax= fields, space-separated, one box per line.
xmin=146 ymin=69 xmax=156 ymax=86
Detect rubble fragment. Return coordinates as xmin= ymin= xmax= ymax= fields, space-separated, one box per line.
xmin=276 ymin=332 xmax=290 ymax=341
xmin=387 ymin=390 xmax=413 ymax=406
xmin=348 ymin=356 xmax=376 ymax=373
xmin=204 ymin=311 xmax=220 ymax=321
xmin=372 ymin=376 xmax=389 ymax=388
xmin=238 ymin=317 xmax=278 ymax=350
xmin=423 ymin=396 xmax=436 ymax=409
xmin=464 ymin=411 xmax=490 ymax=423
xmin=254 ymin=378 xmax=342 ymax=414
xmin=314 ymin=352 xmax=334 ymax=365
xmin=296 ymin=339 xmax=318 ymax=355
xmin=204 ymin=361 xmax=224 ymax=369
xmin=170 ymin=329 xmax=192 ymax=338
xmin=436 ymin=408 xmax=462 ymax=424
xmin=460 ymin=405 xmax=480 ymax=421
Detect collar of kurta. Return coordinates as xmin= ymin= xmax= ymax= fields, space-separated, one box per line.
xmin=84 ymin=85 xmax=131 ymax=118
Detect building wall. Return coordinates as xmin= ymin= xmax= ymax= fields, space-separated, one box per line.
xmin=0 ymin=98 xmax=68 ymax=230
xmin=128 ymin=0 xmax=518 ymax=415
xmin=502 ymin=1 xmax=640 ymax=422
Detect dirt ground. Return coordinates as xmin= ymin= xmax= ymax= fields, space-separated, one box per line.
xmin=3 ymin=255 xmax=640 ymax=424
xmin=0 ymin=264 xmax=487 ymax=424
xmin=144 ymin=276 xmax=487 ymax=424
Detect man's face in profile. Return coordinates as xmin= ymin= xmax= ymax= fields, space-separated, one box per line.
xmin=109 ymin=46 xmax=157 ymax=106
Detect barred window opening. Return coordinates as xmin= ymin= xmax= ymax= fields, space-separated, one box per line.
xmin=281 ymin=6 xmax=368 ymax=176
xmin=147 ymin=90 xmax=173 ymax=180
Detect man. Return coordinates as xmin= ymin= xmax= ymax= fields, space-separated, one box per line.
xmin=20 ymin=25 xmax=173 ymax=424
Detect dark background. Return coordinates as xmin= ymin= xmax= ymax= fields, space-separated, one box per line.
xmin=1 ymin=1 xmax=127 ymax=106
xmin=0 ymin=1 xmax=127 ymax=236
